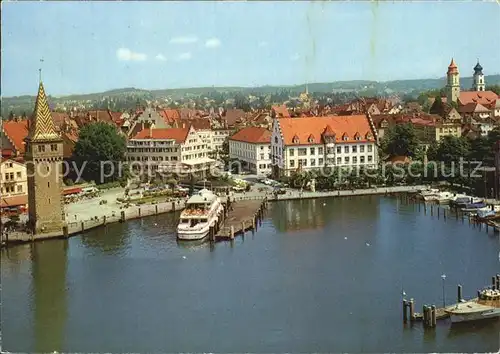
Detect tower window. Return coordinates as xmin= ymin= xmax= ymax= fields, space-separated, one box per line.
xmin=51 ymin=144 xmax=57 ymax=151
xmin=38 ymin=145 xmax=46 ymax=152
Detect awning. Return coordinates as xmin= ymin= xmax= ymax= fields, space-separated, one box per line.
xmin=63 ymin=187 xmax=83 ymax=195
xmin=182 ymin=157 xmax=216 ymax=166
xmin=1 ymin=194 xmax=28 ymax=208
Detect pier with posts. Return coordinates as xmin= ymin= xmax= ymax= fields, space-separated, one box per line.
xmin=210 ymin=198 xmax=268 ymax=242
xmin=402 ymin=275 xmax=500 ymax=328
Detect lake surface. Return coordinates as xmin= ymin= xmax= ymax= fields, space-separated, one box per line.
xmin=2 ymin=196 xmax=499 ymax=353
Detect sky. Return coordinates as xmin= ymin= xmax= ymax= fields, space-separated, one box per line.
xmin=1 ymin=1 xmax=499 ymax=97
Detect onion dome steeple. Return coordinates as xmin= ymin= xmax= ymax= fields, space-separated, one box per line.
xmin=474 ymin=60 xmax=483 ymax=75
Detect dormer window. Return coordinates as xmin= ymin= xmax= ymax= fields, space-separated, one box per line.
xmin=342 ymin=133 xmax=349 ymax=141
xmin=292 ymin=135 xmax=300 ymax=144
xmin=366 ymin=132 xmax=373 ymax=140
xmin=354 ymin=132 xmax=361 ymax=141
xmin=308 ymin=134 xmax=315 ymax=143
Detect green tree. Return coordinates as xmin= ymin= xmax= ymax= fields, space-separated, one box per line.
xmin=381 ymin=124 xmax=420 ymax=158
xmin=486 ymin=85 xmax=500 ymax=95
xmin=72 ymin=122 xmax=127 ymax=184
xmin=435 ymin=136 xmax=470 ymax=165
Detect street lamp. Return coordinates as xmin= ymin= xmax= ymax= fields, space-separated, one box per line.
xmin=441 ymin=274 xmax=447 ymax=308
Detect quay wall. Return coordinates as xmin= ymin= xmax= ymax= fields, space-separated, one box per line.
xmin=1 ymin=184 xmax=428 ymax=247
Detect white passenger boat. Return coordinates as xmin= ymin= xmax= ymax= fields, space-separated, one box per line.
xmin=445 ymin=302 xmax=500 ymax=323
xmin=177 ymin=189 xmax=224 ymax=241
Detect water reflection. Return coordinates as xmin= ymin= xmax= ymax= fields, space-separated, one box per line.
xmin=79 ymin=223 xmax=131 ymax=256
xmin=271 ymin=196 xmax=379 ymax=233
xmin=31 ymin=240 xmax=68 ymax=353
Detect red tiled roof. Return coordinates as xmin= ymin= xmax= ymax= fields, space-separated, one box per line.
xmin=109 ymin=111 xmax=123 ymax=122
xmin=185 ymin=118 xmax=211 ymax=130
xmin=229 ymin=127 xmax=271 ymax=144
xmin=459 ymin=102 xmax=490 ymax=114
xmin=278 ymin=115 xmax=375 ymax=145
xmin=159 ymin=109 xmax=181 ymax=125
xmin=272 ymin=105 xmax=290 ymax=118
xmin=223 ymin=109 xmax=246 ymax=126
xmin=51 ymin=112 xmax=69 ymax=130
xmin=2 ymin=120 xmax=29 ymax=154
xmin=458 ymin=91 xmax=498 ymax=106
xmin=133 ymin=127 xmax=190 ymax=144
xmin=1 ymin=194 xmax=28 ymax=208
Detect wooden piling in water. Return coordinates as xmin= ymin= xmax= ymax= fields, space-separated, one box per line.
xmin=457 ymin=284 xmax=463 ymax=302
xmin=431 ymin=305 xmax=437 ymax=327
xmin=230 ymin=226 xmax=234 ymax=240
xmin=423 ymin=305 xmax=429 ymax=327
xmin=409 ymin=299 xmax=415 ymax=321
xmin=403 ymin=299 xmax=408 ymax=322
xmin=138 ymin=208 xmax=141 ymax=217
xmin=431 ymin=205 xmax=433 ymax=216
xmin=81 ymin=221 xmax=85 ymax=232
xmin=63 ymin=225 xmax=69 ymax=238
xmin=493 ymin=276 xmax=497 ymax=290
xmin=172 ymin=202 xmax=175 ymax=212
xmin=121 ymin=210 xmax=125 ymax=222
xmin=155 ymin=205 xmax=158 ymax=214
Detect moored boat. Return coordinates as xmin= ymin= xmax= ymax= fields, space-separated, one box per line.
xmin=177 ymin=189 xmax=224 ymax=241
xmin=445 ymin=302 xmax=500 ymax=323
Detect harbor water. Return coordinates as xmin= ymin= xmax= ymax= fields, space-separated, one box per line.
xmin=1 ymin=196 xmax=499 ymax=352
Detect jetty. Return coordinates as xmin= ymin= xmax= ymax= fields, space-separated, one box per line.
xmin=402 ymin=275 xmax=500 ymax=328
xmin=208 ymin=198 xmax=268 ymax=242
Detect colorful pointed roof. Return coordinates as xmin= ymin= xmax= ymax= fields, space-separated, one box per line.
xmin=447 ymin=58 xmax=459 ymax=74
xmin=27 ymin=81 xmax=60 ymax=141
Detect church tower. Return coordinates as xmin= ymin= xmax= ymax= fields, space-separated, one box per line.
xmin=472 ymin=60 xmax=485 ymax=91
xmin=25 ymin=78 xmax=65 ymax=234
xmin=446 ymin=58 xmax=460 ymax=104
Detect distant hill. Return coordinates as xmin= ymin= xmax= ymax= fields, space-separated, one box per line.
xmin=2 ymin=75 xmax=499 ymax=116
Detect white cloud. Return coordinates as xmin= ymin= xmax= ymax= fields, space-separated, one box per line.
xmin=290 ymin=53 xmax=300 ymax=61
xmin=116 ymin=48 xmax=147 ymax=61
xmin=258 ymin=41 xmax=268 ymax=47
xmin=155 ymin=54 xmax=167 ymax=61
xmin=177 ymin=52 xmax=192 ymax=61
xmin=170 ymin=36 xmax=198 ymax=44
xmin=205 ymin=37 xmax=221 ymax=48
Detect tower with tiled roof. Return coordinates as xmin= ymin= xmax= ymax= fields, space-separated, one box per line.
xmin=472 ymin=60 xmax=485 ymax=92
xmin=25 ymin=77 xmax=65 ymax=234
xmin=446 ymin=58 xmax=460 ymax=104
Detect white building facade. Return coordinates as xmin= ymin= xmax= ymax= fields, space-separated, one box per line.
xmin=271 ymin=115 xmax=378 ymax=177
xmin=228 ymin=127 xmax=272 ymax=176
xmin=127 ymin=126 xmax=215 ymax=177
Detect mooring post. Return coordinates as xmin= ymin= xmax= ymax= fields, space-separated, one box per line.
xmin=172 ymin=202 xmax=175 ymax=212
xmin=437 ymin=207 xmax=440 ymax=219
xmin=81 ymin=221 xmax=85 ymax=232
xmin=121 ymin=210 xmax=125 ymax=222
xmin=138 ymin=208 xmax=141 ymax=217
xmin=493 ymin=276 xmax=497 ymax=290
xmin=241 ymin=221 xmax=245 ymax=234
xmin=63 ymin=225 xmax=69 ymax=238
xmin=103 ymin=215 xmax=106 ymax=225
xmin=443 ymin=208 xmax=446 ymax=219
xmin=457 ymin=284 xmax=463 ymax=302
xmin=230 ymin=226 xmax=234 ymax=240
xmin=431 ymin=205 xmax=433 ymax=216
xmin=422 ymin=305 xmax=428 ymax=327
xmin=424 ymin=204 xmax=427 ymax=215
xmin=155 ymin=205 xmax=158 ymax=214
xmin=496 ymin=274 xmax=500 ymax=290
xmin=409 ymin=299 xmax=415 ymax=321
xmin=403 ymin=299 xmax=408 ymax=323
xmin=431 ymin=305 xmax=437 ymax=327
